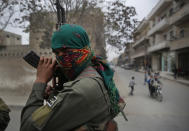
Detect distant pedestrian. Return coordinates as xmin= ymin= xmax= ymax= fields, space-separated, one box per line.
xmin=144 ymin=71 xmax=148 ymax=85
xmin=173 ymin=64 xmax=178 ymax=79
xmin=129 ymin=76 xmax=136 ymax=95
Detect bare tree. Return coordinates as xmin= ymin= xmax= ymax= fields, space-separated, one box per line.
xmin=0 ymin=0 xmax=18 ymax=31
xmin=104 ymin=0 xmax=138 ymax=50
xmin=15 ymin=0 xmax=99 ymax=31
xmin=14 ymin=0 xmax=100 ymax=48
xmin=0 ymin=0 xmax=18 ymax=47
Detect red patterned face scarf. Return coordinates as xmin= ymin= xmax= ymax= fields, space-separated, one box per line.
xmin=55 ymin=46 xmax=93 ymax=80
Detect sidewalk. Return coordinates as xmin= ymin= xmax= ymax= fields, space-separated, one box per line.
xmin=160 ymin=72 xmax=189 ymax=86
xmin=137 ymin=69 xmax=189 ymax=86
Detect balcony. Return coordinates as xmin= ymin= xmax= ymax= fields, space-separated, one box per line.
xmin=169 ymin=3 xmax=189 ymax=25
xmin=147 ymin=18 xmax=169 ymax=36
xmin=147 ymin=0 xmax=172 ymax=20
xmin=135 ymin=19 xmax=148 ymax=33
xmin=171 ymin=37 xmax=189 ymax=50
xmin=133 ymin=37 xmax=148 ymax=48
xmin=131 ymin=50 xmax=146 ymax=59
xmin=148 ymin=41 xmax=169 ymax=53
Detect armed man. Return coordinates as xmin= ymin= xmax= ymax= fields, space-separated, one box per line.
xmin=0 ymin=97 xmax=10 ymax=131
xmin=20 ymin=23 xmax=126 ymax=131
xmin=20 ymin=1 xmax=126 ymax=130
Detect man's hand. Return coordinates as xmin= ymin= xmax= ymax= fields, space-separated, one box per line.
xmin=35 ymin=57 xmax=56 ymax=83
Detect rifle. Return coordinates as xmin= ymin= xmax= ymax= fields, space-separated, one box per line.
xmin=55 ymin=0 xmax=66 ymax=30
xmin=23 ymin=1 xmax=67 ymax=91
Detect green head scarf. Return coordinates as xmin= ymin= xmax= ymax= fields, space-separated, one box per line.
xmin=51 ymin=24 xmax=122 ymax=117
xmin=52 ymin=24 xmax=90 ymax=49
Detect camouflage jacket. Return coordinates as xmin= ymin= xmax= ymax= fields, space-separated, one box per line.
xmin=0 ymin=97 xmax=10 ymax=131
xmin=20 ymin=66 xmax=113 ymax=131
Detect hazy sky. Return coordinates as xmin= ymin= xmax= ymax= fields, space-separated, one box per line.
xmin=126 ymin=0 xmax=159 ymax=20
xmin=106 ymin=0 xmax=160 ymax=61
xmin=5 ymin=0 xmax=159 ymax=45
xmin=5 ymin=0 xmax=159 ymax=61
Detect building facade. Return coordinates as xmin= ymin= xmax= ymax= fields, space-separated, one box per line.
xmin=131 ymin=19 xmax=150 ymax=70
xmin=0 ymin=30 xmax=22 ymax=46
xmin=131 ymin=0 xmax=189 ymax=79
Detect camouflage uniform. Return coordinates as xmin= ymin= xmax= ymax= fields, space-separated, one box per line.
xmin=0 ymin=97 xmax=10 ymax=131
xmin=20 ymin=66 xmax=114 ymax=131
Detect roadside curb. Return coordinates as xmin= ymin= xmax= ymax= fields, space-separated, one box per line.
xmin=132 ymin=69 xmax=189 ymax=86
xmin=160 ymin=77 xmax=189 ymax=86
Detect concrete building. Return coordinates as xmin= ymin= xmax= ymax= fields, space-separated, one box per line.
xmin=132 ymin=19 xmax=150 ymax=70
xmin=131 ymin=0 xmax=189 ymax=79
xmin=0 ymin=30 xmax=22 ymax=46
xmin=117 ymin=42 xmax=133 ymax=66
xmin=0 ymin=30 xmax=30 ymax=57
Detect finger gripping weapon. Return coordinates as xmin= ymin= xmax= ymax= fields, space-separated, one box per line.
xmin=23 ymin=51 xmax=66 ymax=91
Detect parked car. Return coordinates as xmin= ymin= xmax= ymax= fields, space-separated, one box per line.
xmin=122 ymin=64 xmax=134 ymax=70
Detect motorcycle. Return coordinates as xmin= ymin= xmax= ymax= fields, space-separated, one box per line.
xmin=151 ymin=80 xmax=163 ymax=102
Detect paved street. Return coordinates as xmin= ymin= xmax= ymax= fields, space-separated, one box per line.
xmin=6 ymin=106 xmax=22 ymax=131
xmin=4 ymin=67 xmax=189 ymax=131
xmin=114 ymin=67 xmax=189 ymax=131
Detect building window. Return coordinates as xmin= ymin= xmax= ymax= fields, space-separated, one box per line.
xmin=179 ymin=1 xmax=185 ymax=8
xmin=161 ymin=14 xmax=166 ymax=20
xmin=180 ymin=29 xmax=184 ymax=38
xmin=152 ymin=36 xmax=155 ymax=45
xmin=169 ymin=8 xmax=174 ymax=16
xmin=164 ymin=34 xmax=167 ymax=40
xmin=6 ymin=35 xmax=10 ymax=38
xmin=17 ymin=37 xmax=20 ymax=40
xmin=169 ymin=30 xmax=174 ymax=40
xmin=175 ymin=0 xmax=185 ymax=10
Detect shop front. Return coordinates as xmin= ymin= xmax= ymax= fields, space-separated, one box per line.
xmin=161 ymin=51 xmax=176 ymax=73
xmin=177 ymin=48 xmax=189 ymax=79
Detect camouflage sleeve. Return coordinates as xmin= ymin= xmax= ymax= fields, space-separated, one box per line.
xmin=20 ymin=82 xmax=47 ymax=131
xmin=0 ymin=98 xmax=10 ymax=130
xmin=42 ymin=78 xmax=111 ymax=131
xmin=0 ymin=111 xmax=10 ymax=130
xmin=21 ymin=78 xmax=111 ymax=131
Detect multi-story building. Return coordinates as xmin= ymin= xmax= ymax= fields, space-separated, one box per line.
xmin=132 ymin=19 xmax=150 ymax=70
xmin=131 ymin=0 xmax=189 ymax=79
xmin=117 ymin=42 xmax=133 ymax=66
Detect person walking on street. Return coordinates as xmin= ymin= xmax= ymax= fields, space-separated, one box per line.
xmin=20 ymin=24 xmax=125 ymax=131
xmin=173 ymin=64 xmax=178 ymax=79
xmin=129 ymin=76 xmax=135 ymax=95
xmin=0 ymin=97 xmax=10 ymax=131
xmin=144 ymin=71 xmax=148 ymax=85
